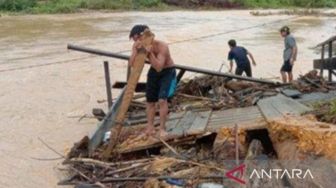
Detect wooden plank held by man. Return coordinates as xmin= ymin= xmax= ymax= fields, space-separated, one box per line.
xmin=103 ymin=28 xmax=154 ymax=158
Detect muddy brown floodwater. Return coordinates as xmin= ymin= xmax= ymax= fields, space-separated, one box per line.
xmin=0 ymin=10 xmax=335 ymax=188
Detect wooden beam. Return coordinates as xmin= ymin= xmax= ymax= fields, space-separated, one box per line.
xmin=313 ymin=57 xmax=336 ymax=70
xmin=103 ymin=61 xmax=113 ymax=109
xmin=329 ymin=41 xmax=333 ymax=81
xmin=176 ymin=69 xmax=186 ymax=83
xmin=112 ymin=81 xmax=146 ymax=92
xmin=104 ymin=30 xmax=154 ymax=157
xmin=67 ymin=44 xmax=280 ymax=85
xmin=320 ymin=44 xmax=325 ymax=77
xmin=88 ymin=87 xmax=126 ymax=154
xmin=316 ymin=35 xmax=336 ymax=47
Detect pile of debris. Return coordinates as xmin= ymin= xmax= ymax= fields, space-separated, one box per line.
xmin=60 ymin=70 xmax=336 ymax=188
xmin=127 ymin=70 xmax=334 ymax=115
xmin=61 ymin=122 xmax=247 ymax=187
xmin=173 ymin=75 xmax=277 ymax=111
xmin=292 ymin=70 xmax=336 ymax=93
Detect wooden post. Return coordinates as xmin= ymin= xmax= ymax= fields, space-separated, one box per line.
xmin=235 ymin=124 xmax=239 ymax=165
xmin=104 ymin=61 xmax=113 ymax=109
xmin=328 ymin=41 xmax=333 ymax=81
xmin=176 ymin=69 xmax=186 ymax=83
xmin=103 ymin=30 xmax=154 ymax=158
xmin=321 ymin=44 xmax=325 ymax=77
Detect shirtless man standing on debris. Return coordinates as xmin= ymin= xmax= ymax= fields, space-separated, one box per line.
xmin=128 ymin=25 xmax=177 ymax=138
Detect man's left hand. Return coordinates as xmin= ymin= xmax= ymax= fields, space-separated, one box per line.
xmin=290 ymin=58 xmax=295 ymax=65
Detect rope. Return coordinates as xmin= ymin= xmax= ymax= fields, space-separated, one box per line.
xmin=0 ymin=15 xmax=302 ymax=73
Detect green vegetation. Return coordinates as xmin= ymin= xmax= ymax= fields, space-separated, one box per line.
xmin=312 ymin=99 xmax=336 ymax=124
xmin=0 ymin=0 xmax=167 ymax=13
xmin=0 ymin=0 xmax=335 ymax=14
xmin=236 ymin=0 xmax=336 ymax=8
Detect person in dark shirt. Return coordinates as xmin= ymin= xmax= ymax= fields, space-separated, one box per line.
xmin=227 ymin=39 xmax=256 ymax=77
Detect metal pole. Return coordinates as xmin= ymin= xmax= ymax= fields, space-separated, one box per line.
xmin=104 ymin=61 xmax=113 ymax=109
xmin=67 ymin=44 xmax=281 ymax=85
xmin=328 ymin=41 xmax=333 ymax=81
xmin=235 ymin=124 xmax=239 ymax=165
xmin=321 ymin=44 xmax=325 ymax=77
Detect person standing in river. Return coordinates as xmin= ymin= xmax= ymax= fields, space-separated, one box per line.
xmin=227 ymin=39 xmax=257 ymax=77
xmin=280 ymin=26 xmax=298 ymax=83
xmin=128 ymin=25 xmax=176 ymax=138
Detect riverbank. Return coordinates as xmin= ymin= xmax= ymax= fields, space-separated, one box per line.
xmin=1 ymin=0 xmax=336 ymax=14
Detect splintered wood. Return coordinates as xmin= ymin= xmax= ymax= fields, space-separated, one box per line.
xmin=212 ymin=127 xmax=247 ymax=160
xmin=105 ymin=29 xmax=154 ymax=156
xmin=268 ymin=116 xmax=336 ymax=160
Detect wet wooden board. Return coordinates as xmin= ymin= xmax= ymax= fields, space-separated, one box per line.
xmin=88 ymin=88 xmax=126 ymax=154
xmin=281 ymin=88 xmax=302 ymax=98
xmin=207 ymin=106 xmax=267 ymax=131
xmin=297 ymin=90 xmax=336 ymax=105
xmin=169 ymin=111 xmax=197 ymax=136
xmin=187 ymin=111 xmax=212 ymax=135
xmin=118 ymin=110 xmax=212 ymax=153
xmin=258 ymin=94 xmax=312 ymax=121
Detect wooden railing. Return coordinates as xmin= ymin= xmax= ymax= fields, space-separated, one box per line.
xmin=314 ymin=36 xmax=336 ymax=81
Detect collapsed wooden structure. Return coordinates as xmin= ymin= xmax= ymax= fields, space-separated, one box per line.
xmin=314 ymin=35 xmax=336 ymax=81
xmin=61 ymin=40 xmax=336 ymax=187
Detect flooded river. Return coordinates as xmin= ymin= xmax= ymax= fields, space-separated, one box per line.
xmin=0 ymin=10 xmax=335 ymax=187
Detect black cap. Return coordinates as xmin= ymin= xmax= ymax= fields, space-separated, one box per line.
xmin=129 ymin=25 xmax=149 ymax=39
xmin=280 ymin=26 xmax=290 ymax=34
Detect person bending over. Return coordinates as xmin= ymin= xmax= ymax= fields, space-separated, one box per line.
xmin=227 ymin=39 xmax=256 ymax=77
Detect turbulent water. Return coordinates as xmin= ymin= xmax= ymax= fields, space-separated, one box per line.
xmin=0 ymin=10 xmax=335 ymax=187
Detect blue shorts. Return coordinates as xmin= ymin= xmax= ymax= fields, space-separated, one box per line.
xmin=281 ymin=60 xmax=293 ymax=72
xmin=146 ymin=67 xmax=177 ymax=103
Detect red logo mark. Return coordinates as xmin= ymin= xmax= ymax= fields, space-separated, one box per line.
xmin=225 ymin=164 xmax=246 ymax=184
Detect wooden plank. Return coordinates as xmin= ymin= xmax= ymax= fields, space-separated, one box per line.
xmin=187 ymin=111 xmax=212 ymax=135
xmin=281 ymin=88 xmax=302 ymax=98
xmin=313 ymin=57 xmax=336 ymax=70
xmin=207 ymin=106 xmax=267 ymax=131
xmin=316 ymin=35 xmax=336 ymax=47
xmin=257 ymin=94 xmax=312 ymax=121
xmin=113 ymin=81 xmax=146 ymax=92
xmin=320 ymin=44 xmax=325 ymax=76
xmin=297 ymin=91 xmax=336 ymax=105
xmin=170 ymin=111 xmax=197 ymax=136
xmin=166 ymin=111 xmax=186 ymax=133
xmin=88 ymin=88 xmax=125 ymax=154
xmin=104 ymin=30 xmax=154 ymax=156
